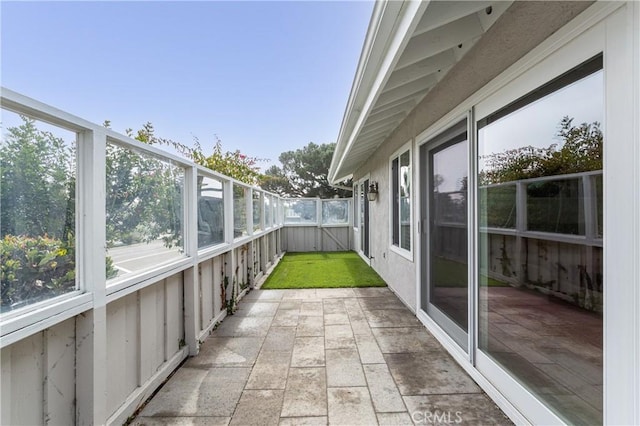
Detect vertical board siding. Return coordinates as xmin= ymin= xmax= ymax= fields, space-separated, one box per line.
xmin=2 ymin=332 xmax=44 ymax=425
xmin=44 ymin=318 xmax=76 ymax=425
xmin=106 ymin=294 xmax=138 ymax=416
xmin=200 ymin=260 xmax=214 ymax=330
xmin=283 ymin=227 xmax=352 ymax=252
xmin=212 ymin=257 xmax=223 ymax=318
xmin=139 ymin=283 xmax=165 ymax=384
xmin=165 ymin=273 xmax=183 ymax=358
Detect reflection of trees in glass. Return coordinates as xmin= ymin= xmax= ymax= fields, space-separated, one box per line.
xmin=322 ymin=200 xmax=348 ymax=224
xmin=233 ymin=186 xmax=247 ymax=237
xmin=1 ymin=117 xmax=78 ymax=310
xmin=479 ymin=185 xmax=516 ymax=228
xmin=106 ymin=141 xmax=183 ymax=249
xmin=480 ymin=117 xmax=602 ymax=185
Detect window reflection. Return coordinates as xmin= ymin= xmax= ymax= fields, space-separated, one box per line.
xmin=478 ymin=58 xmax=603 ymax=424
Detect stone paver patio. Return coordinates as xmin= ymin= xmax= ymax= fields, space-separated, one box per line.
xmin=134 ymin=288 xmax=511 ymax=425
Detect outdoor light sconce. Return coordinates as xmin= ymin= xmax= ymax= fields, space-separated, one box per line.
xmin=368 ymin=181 xmax=379 ymax=202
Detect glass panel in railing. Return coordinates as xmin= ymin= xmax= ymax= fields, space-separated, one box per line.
xmin=1 ymin=111 xmax=78 ymax=313
xmin=283 ymin=199 xmax=317 ymax=224
xmin=233 ymin=185 xmax=248 ymax=238
xmin=322 ymin=200 xmax=349 ymax=225
xmin=527 ymin=178 xmax=584 ymax=235
xmin=197 ymin=175 xmax=224 ymax=249
xmin=106 ymin=143 xmax=185 ymax=281
xmin=479 ymin=184 xmax=516 ymax=228
xmin=264 ymin=195 xmax=272 ymax=228
xmin=253 ymin=190 xmax=262 ymax=232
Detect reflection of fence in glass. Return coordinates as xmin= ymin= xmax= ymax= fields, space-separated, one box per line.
xmin=106 ymin=142 xmax=185 ymax=281
xmin=198 ymin=176 xmax=224 ymax=248
xmin=1 ymin=112 xmax=78 ymax=312
xmin=321 ymin=200 xmax=349 ymax=225
xmin=477 ymin=170 xmax=602 ymax=313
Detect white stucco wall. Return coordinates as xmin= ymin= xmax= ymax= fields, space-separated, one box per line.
xmin=352 ymin=1 xmax=593 ymax=312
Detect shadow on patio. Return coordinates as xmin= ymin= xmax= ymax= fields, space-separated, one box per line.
xmin=132 ymin=287 xmax=510 ymax=425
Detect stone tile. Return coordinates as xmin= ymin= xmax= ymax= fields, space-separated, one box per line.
xmin=363 ymin=364 xmax=406 ymax=413
xmin=140 ymin=367 xmax=250 ymax=417
xmin=283 ymin=289 xmax=317 ymax=300
xmin=353 ymin=287 xmax=393 ymax=298
xmin=315 ymin=288 xmax=356 ymax=298
xmin=324 ymin=313 xmax=350 ymax=325
xmin=278 ymin=416 xmax=327 ymax=425
xmin=327 ymin=387 xmax=377 ymax=426
xmin=262 ymin=327 xmax=296 ymax=352
xmin=403 ymin=394 xmax=511 ymax=425
xmin=297 ymin=316 xmax=324 ymax=337
xmin=235 ymin=301 xmax=280 ymax=317
xmin=244 ymin=290 xmax=285 ymax=301
xmin=246 ymin=351 xmax=291 ymax=390
xmin=272 ymin=309 xmax=300 ymax=327
xmin=300 ymin=301 xmax=324 ymax=316
xmin=376 ymin=412 xmax=413 ymax=426
xmin=324 ymin=324 xmax=355 ymax=349
xmin=133 ymin=417 xmax=230 ymax=426
xmin=229 ymin=390 xmax=284 ymax=426
xmin=278 ymin=300 xmax=302 ymax=310
xmin=214 ymin=316 xmax=273 ymax=337
xmin=281 ymin=367 xmax=327 ymax=417
xmin=291 ymin=336 xmax=325 ymax=367
xmin=364 ymin=309 xmax=421 ymax=328
xmin=350 ymin=318 xmax=373 ymax=336
xmin=326 ymin=348 xmax=366 ymax=387
xmin=322 ymin=300 xmax=347 ymax=314
xmin=358 ymin=296 xmax=407 ymax=311
xmin=372 ymin=327 xmax=443 ymax=353
xmin=385 ymin=352 xmax=481 ymax=396
xmin=186 ymin=337 xmax=263 ymax=368
xmin=354 ymin=333 xmax=385 ymax=364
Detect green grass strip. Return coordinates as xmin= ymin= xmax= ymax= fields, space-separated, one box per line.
xmin=262 ymin=251 xmax=386 ymax=289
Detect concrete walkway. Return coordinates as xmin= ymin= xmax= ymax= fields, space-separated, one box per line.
xmin=134 ymin=288 xmax=511 ymax=425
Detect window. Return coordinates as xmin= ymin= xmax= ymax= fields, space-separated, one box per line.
xmin=391 ymin=148 xmax=411 ymax=252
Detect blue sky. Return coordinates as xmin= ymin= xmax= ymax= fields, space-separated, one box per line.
xmin=1 ymin=1 xmax=373 ymax=169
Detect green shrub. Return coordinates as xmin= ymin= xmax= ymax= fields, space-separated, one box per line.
xmin=1 ymin=235 xmax=118 ymax=312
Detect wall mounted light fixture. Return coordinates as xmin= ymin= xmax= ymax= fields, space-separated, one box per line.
xmin=368 ymin=181 xmax=379 ymax=202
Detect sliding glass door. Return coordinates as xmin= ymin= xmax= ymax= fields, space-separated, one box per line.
xmin=420 ymin=120 xmax=469 ymax=351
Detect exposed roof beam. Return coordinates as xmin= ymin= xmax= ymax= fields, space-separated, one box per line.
xmin=413 ymin=1 xmax=493 ymax=36
xmin=364 ymin=110 xmax=407 ymax=128
xmin=367 ymin=101 xmax=415 ymax=125
xmin=396 ymin=13 xmax=484 ymax=70
xmin=384 ymin=50 xmax=456 ymax=91
xmin=376 ymin=74 xmax=436 ymax=109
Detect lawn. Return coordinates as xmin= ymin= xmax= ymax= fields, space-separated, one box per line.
xmin=261 ymin=251 xmax=387 ymax=289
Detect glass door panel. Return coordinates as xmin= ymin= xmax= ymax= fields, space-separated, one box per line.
xmin=421 ymin=120 xmax=469 ymax=351
xmin=477 ymin=57 xmax=603 ymax=425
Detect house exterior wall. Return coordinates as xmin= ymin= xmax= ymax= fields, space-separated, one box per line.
xmin=348 ymin=1 xmax=640 ymax=424
xmin=352 ymin=1 xmax=592 ymax=312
